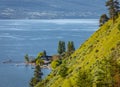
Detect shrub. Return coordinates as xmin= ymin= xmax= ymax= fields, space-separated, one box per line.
xmin=95 ymin=49 xmax=99 ymax=53
xmin=111 ymin=47 xmax=115 ymax=51
xmin=97 ymin=40 xmax=99 ymax=42
xmin=59 ymin=65 xmax=68 ymax=77
xmin=24 ymin=54 xmax=29 ymax=63
xmin=51 ymin=60 xmax=60 ymax=69
xmin=99 ymin=14 xmax=109 ymax=26
xmin=117 ymin=41 xmax=120 ymax=46
xmin=117 ymin=24 xmax=120 ymax=31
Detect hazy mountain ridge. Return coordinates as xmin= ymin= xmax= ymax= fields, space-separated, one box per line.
xmin=0 ymin=0 xmax=106 ymax=19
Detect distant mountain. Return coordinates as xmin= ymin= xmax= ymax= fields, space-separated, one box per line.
xmin=0 ymin=0 xmax=107 ymax=19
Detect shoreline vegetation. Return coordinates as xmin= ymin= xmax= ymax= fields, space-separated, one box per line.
xmin=1 ymin=40 xmax=75 ymax=70
xmin=24 ymin=40 xmax=76 ymax=87
xmin=24 ymin=40 xmax=75 ymax=70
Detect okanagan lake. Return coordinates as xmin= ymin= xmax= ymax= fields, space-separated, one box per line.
xmin=0 ymin=19 xmax=98 ymax=87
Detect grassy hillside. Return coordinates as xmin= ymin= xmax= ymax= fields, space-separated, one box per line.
xmin=35 ymin=16 xmax=120 ymax=87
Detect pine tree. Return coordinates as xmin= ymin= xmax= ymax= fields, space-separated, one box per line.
xmin=114 ymin=0 xmax=120 ymax=15
xmin=99 ymin=14 xmax=109 ymax=26
xmin=106 ymin=0 xmax=120 ymax=19
xmin=58 ymin=41 xmax=62 ymax=54
xmin=77 ymin=70 xmax=93 ymax=87
xmin=57 ymin=41 xmax=66 ymax=54
xmin=71 ymin=41 xmax=75 ymax=51
xmin=61 ymin=41 xmax=66 ymax=53
xmin=92 ymin=60 xmax=113 ymax=87
xmin=43 ymin=50 xmax=46 ymax=57
xmin=67 ymin=41 xmax=75 ymax=53
xmin=67 ymin=41 xmax=71 ymax=52
xmin=29 ymin=65 xmax=42 ymax=87
xmin=24 ymin=54 xmax=29 ymax=63
xmin=59 ymin=64 xmax=68 ymax=77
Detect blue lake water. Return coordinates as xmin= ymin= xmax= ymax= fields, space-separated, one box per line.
xmin=0 ymin=19 xmax=98 ymax=87
xmin=0 ymin=63 xmax=51 ymax=87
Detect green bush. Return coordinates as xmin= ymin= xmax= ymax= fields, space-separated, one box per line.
xmin=95 ymin=49 xmax=99 ymax=53
xmin=117 ymin=24 xmax=120 ymax=31
xmin=29 ymin=77 xmax=39 ymax=87
xmin=51 ymin=60 xmax=59 ymax=69
xmin=76 ymin=71 xmax=93 ymax=87
xmin=59 ymin=65 xmax=68 ymax=77
xmin=51 ymin=59 xmax=62 ymax=69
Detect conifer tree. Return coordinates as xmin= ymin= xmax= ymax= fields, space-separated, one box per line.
xmin=67 ymin=41 xmax=75 ymax=53
xmin=67 ymin=41 xmax=71 ymax=52
xmin=29 ymin=65 xmax=42 ymax=87
xmin=99 ymin=14 xmax=109 ymax=26
xmin=62 ymin=41 xmax=66 ymax=53
xmin=57 ymin=41 xmax=66 ymax=54
xmin=71 ymin=41 xmax=75 ymax=51
xmin=24 ymin=54 xmax=29 ymax=63
xmin=77 ymin=70 xmax=93 ymax=87
xmin=106 ymin=0 xmax=120 ymax=19
xmin=59 ymin=64 xmax=68 ymax=77
xmin=43 ymin=50 xmax=46 ymax=57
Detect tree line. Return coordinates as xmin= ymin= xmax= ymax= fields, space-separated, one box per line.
xmin=57 ymin=40 xmax=75 ymax=55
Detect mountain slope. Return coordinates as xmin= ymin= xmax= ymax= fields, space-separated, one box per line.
xmin=0 ymin=0 xmax=106 ymax=19
xmin=35 ymin=15 xmax=120 ymax=87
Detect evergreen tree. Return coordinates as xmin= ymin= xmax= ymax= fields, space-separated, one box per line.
xmin=43 ymin=50 xmax=46 ymax=57
xmin=67 ymin=41 xmax=71 ymax=52
xmin=67 ymin=41 xmax=75 ymax=53
xmin=92 ymin=60 xmax=113 ymax=87
xmin=29 ymin=65 xmax=42 ymax=87
xmin=61 ymin=41 xmax=66 ymax=54
xmin=57 ymin=41 xmax=66 ymax=54
xmin=59 ymin=64 xmax=68 ymax=77
xmin=106 ymin=0 xmax=120 ymax=19
xmin=114 ymin=0 xmax=120 ymax=21
xmin=114 ymin=0 xmax=120 ymax=14
xmin=71 ymin=41 xmax=75 ymax=51
xmin=77 ymin=70 xmax=93 ymax=87
xmin=24 ymin=54 xmax=29 ymax=63
xmin=58 ymin=41 xmax=62 ymax=54
xmin=99 ymin=14 xmax=109 ymax=26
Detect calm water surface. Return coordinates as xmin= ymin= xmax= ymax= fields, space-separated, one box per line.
xmin=0 ymin=19 xmax=98 ymax=87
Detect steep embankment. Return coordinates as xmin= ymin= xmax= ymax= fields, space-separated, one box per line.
xmin=36 ymin=16 xmax=120 ymax=87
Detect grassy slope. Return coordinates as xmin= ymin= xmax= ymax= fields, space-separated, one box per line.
xmin=35 ymin=16 xmax=120 ymax=87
